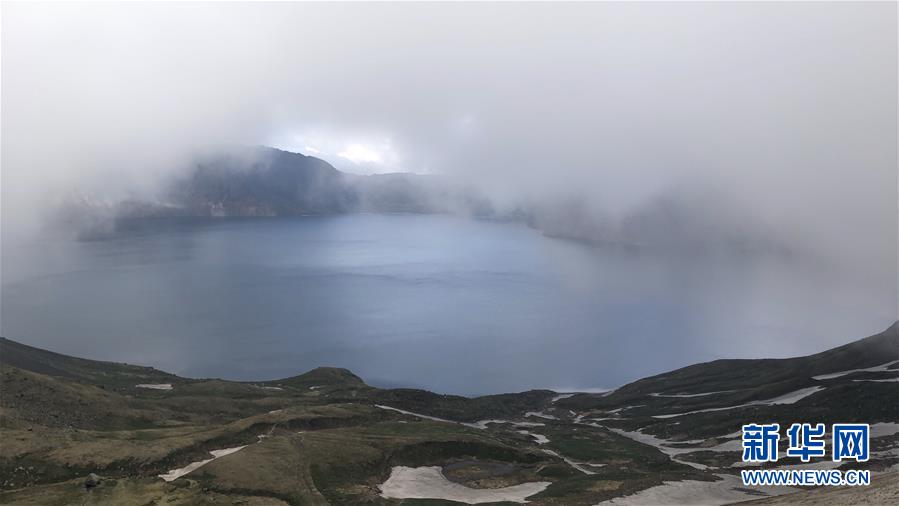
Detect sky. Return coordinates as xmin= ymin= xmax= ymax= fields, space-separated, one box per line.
xmin=2 ymin=2 xmax=896 ymax=282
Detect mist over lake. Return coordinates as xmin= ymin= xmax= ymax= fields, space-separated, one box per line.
xmin=2 ymin=214 xmax=893 ymax=395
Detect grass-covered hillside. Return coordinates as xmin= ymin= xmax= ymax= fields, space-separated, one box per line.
xmin=1 ymin=324 xmax=897 ymax=505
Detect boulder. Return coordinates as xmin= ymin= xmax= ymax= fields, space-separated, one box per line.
xmin=85 ymin=473 xmax=101 ymax=489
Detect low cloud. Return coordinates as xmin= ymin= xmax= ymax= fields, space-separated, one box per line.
xmin=2 ymin=2 xmax=895 ymax=280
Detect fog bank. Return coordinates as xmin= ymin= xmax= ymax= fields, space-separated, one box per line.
xmin=2 ymin=2 xmax=896 ymax=282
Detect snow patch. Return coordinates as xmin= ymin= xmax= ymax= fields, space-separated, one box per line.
xmin=549 ymin=387 xmax=616 ymax=395
xmin=466 ymin=419 xmax=511 ymax=430
xmin=376 ymin=405 xmax=501 ymax=430
xmin=602 ymin=427 xmax=710 ymax=470
xmin=594 ymin=473 xmax=795 ymax=505
xmin=379 ymin=466 xmax=549 ymax=504
xmin=812 ymin=360 xmax=899 ymax=380
xmin=649 ymin=390 xmax=735 ymax=398
xmin=524 ymin=411 xmax=558 ymax=420
xmin=375 ymin=405 xmax=459 ymax=425
xmin=136 ymin=383 xmax=172 ymax=390
xmin=551 ymin=393 xmax=574 ymax=403
xmin=607 ymin=405 xmax=644 ymax=415
xmin=158 ymin=446 xmax=247 ymax=482
xmin=652 ymin=386 xmax=825 ymax=419
xmin=375 ymin=406 xmax=546 ymax=431
xmin=872 ymin=422 xmax=899 ymax=438
xmin=760 ymin=386 xmax=826 ymax=404
xmin=517 ymin=430 xmax=549 ymax=444
xmin=541 ymin=449 xmax=603 ymax=474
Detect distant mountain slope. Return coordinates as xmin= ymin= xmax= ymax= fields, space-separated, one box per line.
xmin=55 ymin=146 xmax=499 ymax=240
xmin=0 ymin=335 xmax=554 ymax=424
xmin=563 ymin=323 xmax=898 ymax=411
xmin=168 ymin=147 xmax=496 ymax=218
xmin=0 ymin=336 xmax=179 ymax=387
xmin=169 ymin=147 xmax=356 ymax=216
xmin=620 ymin=322 xmax=898 ymax=396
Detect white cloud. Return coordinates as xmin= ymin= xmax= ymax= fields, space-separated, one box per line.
xmin=338 ymin=144 xmax=384 ymax=164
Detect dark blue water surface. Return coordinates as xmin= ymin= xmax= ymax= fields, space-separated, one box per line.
xmin=1 ymin=215 xmax=894 ymax=395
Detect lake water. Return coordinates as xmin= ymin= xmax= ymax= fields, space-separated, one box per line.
xmin=1 ymin=214 xmax=895 ymax=395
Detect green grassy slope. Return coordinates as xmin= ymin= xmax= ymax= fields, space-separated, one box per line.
xmin=1 ymin=323 xmax=896 ymax=505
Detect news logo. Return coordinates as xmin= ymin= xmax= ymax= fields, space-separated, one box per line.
xmin=785 ymin=423 xmax=826 ymax=462
xmin=832 ymin=424 xmax=869 ymax=462
xmin=741 ymin=423 xmax=780 ymax=462
xmin=740 ymin=422 xmax=871 ymax=487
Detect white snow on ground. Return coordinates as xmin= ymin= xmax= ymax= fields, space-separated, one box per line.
xmin=607 ymin=405 xmax=644 ymax=414
xmin=594 ymin=473 xmax=796 ymax=505
xmin=466 ymin=419 xmax=512 ymax=430
xmin=812 ymin=360 xmax=899 ymax=380
xmin=541 ymin=449 xmax=603 ymax=475
xmin=854 ymin=377 xmax=899 ymax=383
xmin=579 ymin=417 xmax=750 ymax=471
xmin=649 ymin=390 xmax=735 ymax=398
xmin=760 ymin=386 xmax=826 ymax=404
xmin=260 ymin=386 xmax=283 ymax=391
xmin=524 ymin=411 xmax=558 ymax=420
xmin=268 ymin=409 xmax=283 ymax=414
xmin=308 ymin=385 xmax=323 ymax=390
xmin=517 ymin=430 xmax=549 ymax=444
xmin=468 ymin=420 xmax=548 ymax=430
xmin=652 ymin=386 xmax=825 ymax=419
xmin=652 ymin=406 xmax=743 ymax=419
xmin=136 ymin=383 xmax=172 ymax=390
xmin=551 ymin=393 xmax=574 ymax=403
xmin=375 ymin=405 xmax=541 ymax=431
xmin=379 ymin=466 xmax=550 ymax=504
xmin=158 ymin=446 xmax=247 ymax=482
xmin=375 ymin=405 xmax=461 ymax=425
xmin=549 ymin=387 xmax=616 ymax=395
xmin=872 ymin=422 xmax=899 ymax=438
xmin=376 ymin=405 xmax=495 ymax=429
xmin=604 ymin=427 xmax=710 ymax=470
xmin=874 ymin=447 xmax=899 ymax=459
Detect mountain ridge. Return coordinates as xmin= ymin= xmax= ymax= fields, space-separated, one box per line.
xmin=3 ymin=321 xmax=896 ymax=399
xmin=53 ymin=145 xmax=789 ymax=256
xmin=607 ymin=322 xmax=899 ymax=398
